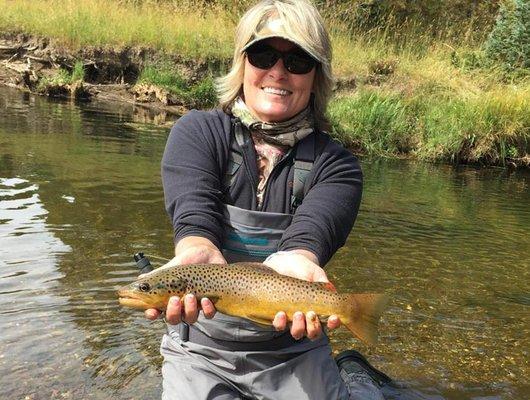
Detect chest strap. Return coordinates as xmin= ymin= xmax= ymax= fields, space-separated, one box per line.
xmin=223 ymin=121 xmax=246 ymax=190
xmin=224 ymin=120 xmax=316 ymax=213
xmin=291 ymin=134 xmax=315 ymax=212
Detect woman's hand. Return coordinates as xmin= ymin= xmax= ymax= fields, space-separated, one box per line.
xmin=144 ymin=236 xmax=226 ymax=323
xmin=263 ymin=249 xmax=341 ymax=340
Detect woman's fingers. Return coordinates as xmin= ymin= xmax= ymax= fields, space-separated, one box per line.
xmin=273 ymin=311 xmax=287 ymax=331
xmin=144 ymin=308 xmax=161 ymax=320
xmin=290 ymin=312 xmax=306 ymax=340
xmin=146 ymin=295 xmax=217 ymax=324
xmin=277 ymin=311 xmax=329 ymax=340
xmin=201 ymin=298 xmax=216 ymax=319
xmin=305 ymin=311 xmax=322 ymax=340
xmin=165 ymin=296 xmax=183 ymax=325
xmin=182 ymin=294 xmax=199 ymax=324
xmin=327 ymin=315 xmax=341 ymax=330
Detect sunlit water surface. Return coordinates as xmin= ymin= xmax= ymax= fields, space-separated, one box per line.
xmin=0 ymin=87 xmax=528 ymax=400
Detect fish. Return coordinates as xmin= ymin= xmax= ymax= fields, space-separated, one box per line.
xmin=117 ymin=262 xmax=387 ymax=344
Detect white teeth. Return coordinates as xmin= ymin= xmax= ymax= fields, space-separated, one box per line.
xmin=263 ymin=87 xmax=289 ymax=96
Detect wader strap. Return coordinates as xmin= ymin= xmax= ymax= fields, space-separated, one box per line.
xmin=291 ymin=134 xmax=316 ymax=212
xmin=178 ymin=322 xmax=190 ymax=341
xmin=224 ymin=121 xmax=317 ymax=212
xmin=223 ymin=121 xmax=246 ymax=190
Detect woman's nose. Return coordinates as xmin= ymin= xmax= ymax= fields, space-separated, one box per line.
xmin=268 ymin=57 xmax=288 ymax=78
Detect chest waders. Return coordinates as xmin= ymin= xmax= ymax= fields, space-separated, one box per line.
xmin=175 ymin=120 xmax=318 ymax=349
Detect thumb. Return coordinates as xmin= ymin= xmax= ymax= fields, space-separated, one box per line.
xmin=312 ymin=267 xmax=329 ymax=283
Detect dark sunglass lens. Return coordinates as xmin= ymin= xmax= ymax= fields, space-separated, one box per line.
xmin=247 ymin=48 xmax=279 ymax=70
xmin=284 ymin=53 xmax=315 ymax=74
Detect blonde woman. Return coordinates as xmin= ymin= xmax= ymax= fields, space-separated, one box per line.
xmin=149 ymin=1 xmax=387 ymax=398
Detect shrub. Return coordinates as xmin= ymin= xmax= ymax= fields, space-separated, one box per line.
xmin=484 ymin=0 xmax=530 ymax=71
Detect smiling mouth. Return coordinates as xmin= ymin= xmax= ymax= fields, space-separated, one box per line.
xmin=262 ymin=87 xmax=291 ymax=96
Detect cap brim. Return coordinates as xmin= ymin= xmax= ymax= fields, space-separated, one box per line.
xmin=241 ymin=35 xmax=319 ymax=62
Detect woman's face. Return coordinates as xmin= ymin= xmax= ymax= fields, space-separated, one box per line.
xmin=242 ymin=37 xmax=315 ymax=123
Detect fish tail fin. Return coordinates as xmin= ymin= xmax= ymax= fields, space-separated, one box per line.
xmin=341 ymin=293 xmax=388 ymax=345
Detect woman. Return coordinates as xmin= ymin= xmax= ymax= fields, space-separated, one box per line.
xmin=148 ymin=1 xmax=384 ymax=399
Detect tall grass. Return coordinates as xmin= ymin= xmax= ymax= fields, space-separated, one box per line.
xmin=0 ymin=0 xmax=233 ymax=60
xmin=329 ymin=84 xmax=530 ymax=164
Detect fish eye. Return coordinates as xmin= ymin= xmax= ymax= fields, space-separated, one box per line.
xmin=139 ymin=282 xmax=151 ymax=292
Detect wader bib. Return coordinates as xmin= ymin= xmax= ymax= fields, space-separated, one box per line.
xmin=170 ymin=120 xmax=317 ymax=346
xmin=161 ymin=121 xmax=361 ymax=400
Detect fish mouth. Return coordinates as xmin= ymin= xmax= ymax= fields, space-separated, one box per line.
xmin=118 ymin=289 xmax=151 ymax=310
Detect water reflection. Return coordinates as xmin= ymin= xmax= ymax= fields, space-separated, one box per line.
xmin=0 ymin=177 xmax=74 ymax=398
xmin=0 ymin=87 xmax=528 ymax=399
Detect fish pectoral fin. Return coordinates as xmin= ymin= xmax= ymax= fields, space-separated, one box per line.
xmin=315 ymin=281 xmax=337 ymax=292
xmin=245 ymin=313 xmax=274 ymax=326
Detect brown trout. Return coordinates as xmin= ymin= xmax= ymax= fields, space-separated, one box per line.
xmin=118 ymin=262 xmax=387 ymax=344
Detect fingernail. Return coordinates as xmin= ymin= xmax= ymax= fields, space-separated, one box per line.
xmin=170 ymin=296 xmax=180 ymax=304
xmin=295 ymin=312 xmax=303 ymax=320
xmin=307 ymin=311 xmax=317 ymax=322
xmin=186 ymin=294 xmax=194 ymax=301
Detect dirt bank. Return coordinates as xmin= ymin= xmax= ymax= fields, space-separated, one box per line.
xmin=0 ymin=32 xmax=229 ymax=119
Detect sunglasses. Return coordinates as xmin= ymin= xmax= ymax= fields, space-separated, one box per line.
xmin=245 ymin=43 xmax=317 ymax=75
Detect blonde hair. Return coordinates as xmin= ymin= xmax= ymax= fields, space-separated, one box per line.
xmin=216 ymin=0 xmax=334 ymax=130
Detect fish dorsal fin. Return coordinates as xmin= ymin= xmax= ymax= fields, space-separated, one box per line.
xmin=232 ymin=262 xmax=278 ymax=274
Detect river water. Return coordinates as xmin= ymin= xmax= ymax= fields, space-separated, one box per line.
xmin=0 ymin=87 xmax=528 ymax=400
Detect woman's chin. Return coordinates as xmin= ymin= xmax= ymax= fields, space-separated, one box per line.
xmin=255 ymin=106 xmax=296 ymax=123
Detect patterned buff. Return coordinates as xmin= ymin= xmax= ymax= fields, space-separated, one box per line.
xmin=231 ymin=97 xmax=314 ymax=207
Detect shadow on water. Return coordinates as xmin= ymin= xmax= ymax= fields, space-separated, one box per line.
xmin=0 ymin=87 xmax=528 ymax=399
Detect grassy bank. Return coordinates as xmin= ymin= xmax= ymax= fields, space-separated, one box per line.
xmin=0 ymin=0 xmax=528 ymax=166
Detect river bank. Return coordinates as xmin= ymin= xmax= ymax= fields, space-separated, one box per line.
xmin=0 ymin=0 xmax=528 ymax=167
xmin=0 ymin=33 xmax=208 ymax=116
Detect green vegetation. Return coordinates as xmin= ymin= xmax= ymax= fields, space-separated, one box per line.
xmin=485 ymin=0 xmax=529 ymax=71
xmin=71 ymin=61 xmax=85 ymax=82
xmin=37 ymin=60 xmax=85 ymax=91
xmin=329 ymin=85 xmax=529 ymax=164
xmin=0 ymin=0 xmax=528 ymax=165
xmin=0 ymin=0 xmax=232 ymax=60
xmin=138 ymin=65 xmax=217 ymax=109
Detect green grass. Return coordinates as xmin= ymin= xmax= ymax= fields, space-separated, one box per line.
xmin=328 ymin=91 xmax=413 ymax=155
xmin=37 ymin=60 xmax=85 ymax=91
xmin=71 ymin=61 xmax=85 ymax=82
xmin=1 ymin=0 xmax=528 ymax=165
xmin=138 ymin=65 xmax=217 ymax=109
xmin=329 ymin=84 xmax=529 ymax=164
